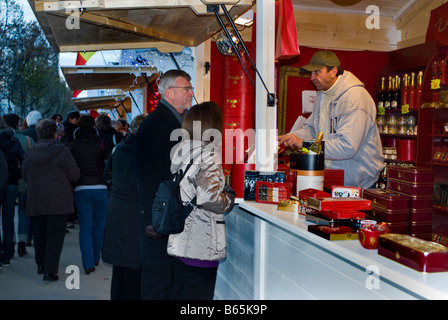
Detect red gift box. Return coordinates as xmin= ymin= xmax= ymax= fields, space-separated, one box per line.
xmin=362 ymin=189 xmax=410 ymax=210
xmin=255 ymin=181 xmax=290 ymax=204
xmin=308 ymin=197 xmax=371 ymax=211
xmin=378 ymin=234 xmax=448 ymax=272
xmin=387 ymin=165 xmax=434 ymax=184
xmin=307 ymin=225 xmax=358 ymax=241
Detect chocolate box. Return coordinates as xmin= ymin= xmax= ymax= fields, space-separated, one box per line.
xmin=297 ymin=188 xmax=331 ymax=215
xmin=307 ymin=225 xmax=358 ymax=241
xmin=331 ymin=185 xmax=361 ymax=198
xmin=307 ymin=197 xmax=371 ymax=211
xmin=409 ymin=208 xmax=433 ymax=222
xmin=306 ymin=210 xmax=365 ymax=226
xmin=409 ymin=221 xmax=433 ymax=235
xmin=378 ymin=233 xmax=448 ymax=272
xmin=387 ymin=165 xmax=434 ymax=184
xmin=368 ymin=204 xmax=410 ymax=223
xmin=243 ymin=170 xmax=286 ymax=201
xmin=407 ymin=194 xmax=434 ymax=210
xmin=362 ymin=188 xmax=410 ymax=210
xmin=255 ymin=181 xmax=290 ymax=204
xmin=365 ymin=214 xmax=409 ymax=234
xmin=387 ymin=178 xmax=434 ymax=196
xmin=324 ymin=169 xmax=344 ymax=191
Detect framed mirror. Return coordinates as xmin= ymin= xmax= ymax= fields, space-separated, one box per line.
xmin=277 ymin=66 xmax=310 ymax=135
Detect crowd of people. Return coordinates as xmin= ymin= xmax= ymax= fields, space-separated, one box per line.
xmin=0 ymin=69 xmax=236 ymax=300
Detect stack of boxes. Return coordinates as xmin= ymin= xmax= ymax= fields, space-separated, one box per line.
xmin=364 ymin=165 xmax=434 ymax=240
xmin=387 ymin=165 xmax=434 ymax=240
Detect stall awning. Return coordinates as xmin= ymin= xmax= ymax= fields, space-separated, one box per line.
xmin=72 ymin=95 xmax=132 ymax=113
xmin=29 ymin=0 xmax=254 ymax=53
xmin=61 ymin=65 xmax=159 ymax=91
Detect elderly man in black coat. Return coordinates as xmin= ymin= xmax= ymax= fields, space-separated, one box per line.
xmin=134 ymin=69 xmax=195 ymax=300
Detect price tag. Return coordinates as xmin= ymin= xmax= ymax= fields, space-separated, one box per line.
xmin=431 ymin=79 xmax=441 ymax=90
xmin=378 ymin=106 xmax=385 ymax=115
xmin=401 ymin=104 xmax=409 ymax=114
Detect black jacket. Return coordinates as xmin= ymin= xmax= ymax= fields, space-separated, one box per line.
xmin=0 ymin=129 xmax=24 ymax=185
xmin=62 ymin=120 xmax=78 ymax=144
xmin=22 ymin=125 xmax=38 ymax=143
xmin=98 ymin=126 xmax=123 ymax=158
xmin=134 ymin=100 xmax=182 ymax=265
xmin=102 ymin=134 xmax=141 ymax=270
xmin=70 ymin=127 xmax=107 ymax=187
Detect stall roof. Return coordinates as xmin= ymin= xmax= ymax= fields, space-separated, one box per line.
xmin=61 ymin=65 xmax=159 ymax=91
xmin=72 ymin=94 xmax=132 ymax=113
xmin=29 ymin=0 xmax=254 ymax=53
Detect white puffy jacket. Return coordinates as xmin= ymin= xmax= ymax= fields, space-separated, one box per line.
xmin=167 ymin=140 xmax=235 ymax=261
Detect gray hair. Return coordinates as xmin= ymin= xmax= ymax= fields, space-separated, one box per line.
xmin=130 ymin=114 xmax=147 ymax=134
xmin=158 ymin=69 xmax=191 ymax=99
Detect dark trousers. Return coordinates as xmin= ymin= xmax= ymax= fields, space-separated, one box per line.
xmin=141 ymin=258 xmax=186 ymax=300
xmin=111 ymin=265 xmax=142 ymax=300
xmin=183 ymin=264 xmax=218 ymax=300
xmin=31 ymin=214 xmax=67 ymax=274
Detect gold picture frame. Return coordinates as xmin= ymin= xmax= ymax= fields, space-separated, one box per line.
xmin=277 ymin=66 xmax=310 ymax=135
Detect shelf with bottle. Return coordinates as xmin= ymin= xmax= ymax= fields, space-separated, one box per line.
xmin=376 ymin=70 xmax=424 ymax=116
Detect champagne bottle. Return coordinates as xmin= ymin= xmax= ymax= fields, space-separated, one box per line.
xmin=391 ymin=75 xmax=400 ymax=110
xmin=415 ymin=71 xmax=423 ymax=107
xmin=401 ymin=74 xmax=408 ymax=107
xmin=385 ymin=76 xmax=392 ymax=110
xmin=409 ymin=72 xmax=415 ymax=110
xmin=309 ymin=132 xmax=324 ymax=155
xmin=377 ymin=77 xmax=385 ymax=112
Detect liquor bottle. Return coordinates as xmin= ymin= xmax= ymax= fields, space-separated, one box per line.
xmin=401 ymin=74 xmax=408 ymax=107
xmin=384 ymin=76 xmax=392 ymax=110
xmin=309 ymin=132 xmax=324 ymax=155
xmin=408 ymin=72 xmax=415 ymax=110
xmin=391 ymin=75 xmax=401 ymax=110
xmin=440 ymin=59 xmax=447 ymax=86
xmin=377 ymin=77 xmax=385 ymax=112
xmin=431 ymin=62 xmax=440 ymax=103
xmin=379 ymin=164 xmax=388 ymax=190
xmin=415 ymin=71 xmax=423 ymax=107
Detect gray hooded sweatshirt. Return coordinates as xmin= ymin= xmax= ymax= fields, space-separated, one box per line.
xmin=292 ymin=71 xmax=384 ymax=189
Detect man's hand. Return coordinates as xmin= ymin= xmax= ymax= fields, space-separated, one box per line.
xmin=278 ymin=133 xmax=303 ymax=149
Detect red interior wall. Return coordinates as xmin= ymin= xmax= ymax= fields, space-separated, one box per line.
xmin=210 ymin=43 xmax=389 ymax=133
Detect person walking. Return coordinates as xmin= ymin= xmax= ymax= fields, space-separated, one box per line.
xmin=134 ymin=69 xmax=194 ymax=300
xmin=0 ymin=117 xmax=24 ymax=267
xmin=70 ymin=114 xmax=109 ymax=274
xmin=167 ymin=102 xmax=235 ymax=300
xmin=21 ymin=110 xmax=42 ymax=143
xmin=102 ymin=114 xmax=147 ymax=300
xmin=21 ymin=119 xmax=80 ymax=281
xmin=3 ymin=113 xmax=34 ymax=256
xmin=95 ymin=114 xmax=123 ymax=158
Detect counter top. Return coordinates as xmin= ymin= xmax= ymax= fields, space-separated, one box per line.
xmin=239 ymin=200 xmax=448 ymax=300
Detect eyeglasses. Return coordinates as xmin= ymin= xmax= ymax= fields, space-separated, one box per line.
xmin=169 ymin=86 xmax=194 ymax=92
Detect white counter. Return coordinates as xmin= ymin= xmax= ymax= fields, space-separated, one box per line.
xmin=214 ymin=201 xmax=448 ymax=300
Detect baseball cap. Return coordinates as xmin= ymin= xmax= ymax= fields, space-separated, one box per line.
xmin=299 ymin=50 xmax=341 ymax=72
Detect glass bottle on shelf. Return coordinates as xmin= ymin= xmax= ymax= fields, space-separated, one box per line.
xmin=385 ymin=76 xmax=392 ymax=110
xmin=377 ymin=77 xmax=386 ymax=113
xmin=441 ymin=59 xmax=447 ymax=86
xmin=409 ymin=72 xmax=416 ymax=110
xmin=401 ymin=74 xmax=408 ymax=107
xmin=309 ymin=132 xmax=324 ymax=155
xmin=415 ymin=71 xmax=423 ymax=107
xmin=392 ymin=75 xmax=401 ymax=110
xmin=432 ymin=61 xmax=440 ymax=103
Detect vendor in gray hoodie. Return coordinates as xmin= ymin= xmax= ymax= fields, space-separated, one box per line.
xmin=278 ymin=50 xmax=384 ymax=189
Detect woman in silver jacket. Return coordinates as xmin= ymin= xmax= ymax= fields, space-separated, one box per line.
xmin=167 ymin=101 xmax=235 ymax=300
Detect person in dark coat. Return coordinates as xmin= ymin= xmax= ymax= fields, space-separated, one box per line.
xmin=21 ymin=119 xmax=80 ymax=281
xmin=0 ymin=117 xmax=24 ymax=267
xmin=102 ymin=114 xmax=147 ymax=300
xmin=71 ymin=115 xmax=109 ymax=274
xmin=62 ymin=110 xmax=80 ymax=144
xmin=134 ymin=69 xmax=194 ymax=300
xmin=95 ymin=114 xmax=123 ymax=158
xmin=22 ymin=110 xmax=42 ymax=143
